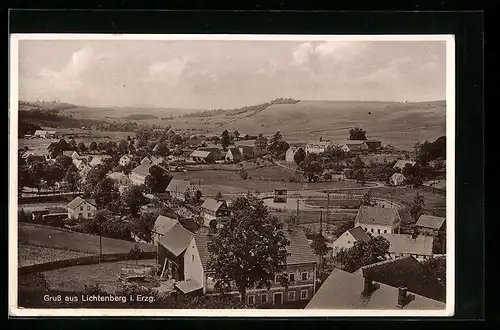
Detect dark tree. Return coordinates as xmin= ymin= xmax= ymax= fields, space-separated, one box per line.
xmin=121 ymin=185 xmax=148 ymax=217
xmin=268 ymin=130 xmax=283 ymax=154
xmin=55 ymin=155 xmax=73 ymax=171
xmin=220 ymin=130 xmax=232 ymax=150
xmin=89 ymin=141 xmax=98 ymax=152
xmin=349 ymin=127 xmax=367 ymax=140
xmin=293 ymin=147 xmax=306 ymax=165
xmin=117 ymin=140 xmax=129 ymax=155
xmin=409 ymin=193 xmax=425 ymax=223
xmin=362 ymin=190 xmax=375 ymax=206
xmin=299 ymin=153 xmax=323 ymax=182
xmin=334 ymin=236 xmax=390 ymax=272
xmin=254 ymin=133 xmax=268 ymax=155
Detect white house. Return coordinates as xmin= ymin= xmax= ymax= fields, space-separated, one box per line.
xmin=119 ymin=154 xmax=133 ymax=167
xmin=305 ymin=140 xmax=331 ymax=154
xmin=341 ymin=141 xmax=369 ymax=153
xmin=380 ymin=233 xmax=434 ymax=262
xmin=130 ymin=163 xmax=153 ymax=185
xmin=34 ymin=130 xmax=57 ymax=138
xmin=107 ymin=172 xmax=133 ymax=186
xmin=200 ymin=198 xmax=230 ymax=227
xmin=393 ymin=160 xmax=416 ymax=170
xmin=328 ymin=226 xmax=371 ymax=256
xmin=390 ymin=173 xmax=406 ymax=186
xmin=354 ymin=206 xmax=402 ymax=236
xmin=67 ymin=196 xmax=97 ymax=219
xmin=165 ymin=179 xmax=195 ymax=201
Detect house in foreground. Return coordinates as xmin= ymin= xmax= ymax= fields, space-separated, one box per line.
xmin=380 ymin=233 xmax=434 ymax=262
xmin=328 ymin=226 xmax=371 ymax=257
xmin=67 ymin=196 xmax=96 ymax=219
xmin=165 ymin=179 xmax=195 ymax=201
xmin=152 ymin=215 xmax=180 ymax=246
xmin=200 ymin=198 xmax=231 ymax=227
xmin=354 ymin=206 xmax=402 ymax=235
xmin=305 ymin=268 xmax=445 ymax=310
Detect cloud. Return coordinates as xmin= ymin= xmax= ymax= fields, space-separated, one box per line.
xmin=144 ymin=56 xmax=192 ymax=85
xmin=292 ymin=41 xmax=368 ymax=66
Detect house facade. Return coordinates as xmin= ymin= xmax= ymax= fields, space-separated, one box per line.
xmin=166 ymin=179 xmax=195 ymax=201
xmin=341 ymin=141 xmax=369 ymax=153
xmin=354 ymin=206 xmax=402 ymax=235
xmin=200 ymin=198 xmax=231 ymax=227
xmin=393 ymin=160 xmax=416 ymax=170
xmin=119 ymin=154 xmax=133 ymax=167
xmin=67 ymin=196 xmax=97 ymax=219
xmin=130 ymin=163 xmax=154 ymax=185
xmin=190 ymin=150 xmax=215 ymax=164
xmin=380 ymin=233 xmax=434 ymax=262
xmin=390 ymin=173 xmax=406 ymax=186
xmin=328 ymin=226 xmax=371 ymax=256
xmin=107 ymin=172 xmax=133 ymax=186
xmin=285 ymin=146 xmax=301 ymax=163
xmin=305 ymin=141 xmax=331 ymax=154
xmin=415 ymin=215 xmax=446 ymax=237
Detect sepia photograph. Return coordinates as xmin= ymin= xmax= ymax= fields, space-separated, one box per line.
xmin=9 ymin=34 xmax=454 ymax=317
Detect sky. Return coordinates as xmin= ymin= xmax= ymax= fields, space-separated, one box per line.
xmin=18 ymin=39 xmax=447 ymax=109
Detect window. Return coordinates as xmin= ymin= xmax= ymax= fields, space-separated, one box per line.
xmin=87 ymin=213 xmax=90 ymax=218
xmin=371 ymin=228 xmax=374 ymax=233
xmin=192 ymin=255 xmax=195 ymax=263
xmin=288 ymin=291 xmax=296 ymax=301
xmin=80 ymin=206 xmax=83 ymax=211
xmin=261 ymin=293 xmax=268 ymax=304
xmin=347 ymin=240 xmax=351 ymax=244
xmin=377 ymin=229 xmax=380 ymax=234
xmin=364 ymin=227 xmax=367 ymax=231
xmin=301 ymin=272 xmax=309 ymax=281
xmin=384 ymin=230 xmax=387 ymax=233
xmin=87 ymin=206 xmax=90 ymax=211
xmin=78 ymin=213 xmax=83 ymax=218
xmin=248 ymin=295 xmax=255 ymax=305
xmin=289 ymin=273 xmax=295 ymax=282
xmin=275 ymin=274 xmax=281 ymax=284
xmin=300 ymin=290 xmax=308 ymax=300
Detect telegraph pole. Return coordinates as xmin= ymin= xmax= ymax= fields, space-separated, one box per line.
xmin=99 ymin=216 xmax=103 ymax=263
xmin=296 ymin=199 xmax=300 ymax=224
xmin=326 ymin=191 xmax=330 ymax=225
xmin=319 ymin=210 xmax=323 ymax=235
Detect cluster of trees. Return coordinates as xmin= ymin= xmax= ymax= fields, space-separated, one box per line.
xmin=414 ymin=136 xmax=446 ymax=162
xmin=19 ymin=120 xmax=41 ymax=137
xmin=333 ymin=235 xmax=390 ymax=272
xmin=349 ymin=127 xmax=367 ymax=140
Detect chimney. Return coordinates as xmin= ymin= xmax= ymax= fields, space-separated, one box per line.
xmin=320 ymin=137 xmax=323 ymax=142
xmin=363 ymin=276 xmax=373 ymax=296
xmin=397 ymin=287 xmax=408 ymax=308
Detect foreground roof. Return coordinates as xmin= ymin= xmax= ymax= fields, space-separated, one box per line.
xmin=355 ymin=206 xmax=400 ymax=226
xmin=153 ymin=215 xmax=179 ymax=236
xmin=416 ymin=215 xmax=446 ymax=230
xmin=131 ymin=163 xmax=153 ymax=176
xmin=306 ymin=268 xmax=446 ymax=310
xmin=347 ymin=226 xmax=371 ymax=242
xmin=380 ymin=233 xmax=434 ymax=256
xmin=158 ymin=223 xmax=194 ymax=257
xmin=166 ymin=179 xmax=192 ymax=194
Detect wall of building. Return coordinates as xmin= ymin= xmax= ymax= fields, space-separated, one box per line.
xmin=183 ymin=238 xmax=205 ymax=288
xmin=329 ymin=231 xmax=356 ymax=255
xmin=355 ymin=222 xmax=393 ymax=235
xmin=68 ymin=201 xmax=96 ymax=219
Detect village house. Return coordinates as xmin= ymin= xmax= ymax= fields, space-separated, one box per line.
xmin=354 ymin=206 xmax=402 ymax=235
xmin=353 ymin=256 xmax=446 ymax=303
xmin=189 ymin=150 xmax=216 ymax=164
xmin=328 ymin=226 xmax=371 ymax=256
xmin=200 ymin=198 xmax=231 ymax=227
xmin=67 ymin=196 xmax=97 ymax=220
xmin=380 ymin=233 xmax=434 ymax=262
xmin=415 ymin=215 xmax=446 ymax=237
xmin=141 ymin=156 xmax=164 ymax=166
xmin=107 ymin=172 xmax=133 ymax=187
xmin=152 ymin=215 xmax=180 ymax=246
xmin=305 ymin=268 xmax=445 ymax=310
xmin=72 ymin=158 xmax=88 ymax=171
xmin=393 ymin=160 xmax=416 ymax=170
xmin=119 ymin=154 xmax=133 ymax=167
xmin=305 ymin=140 xmax=332 ymax=154
xmin=63 ymin=151 xmax=80 ymax=159
xmin=33 ymin=130 xmax=57 ymax=139
xmin=165 ymin=179 xmax=195 ymax=201
xmin=191 ymin=228 xmax=318 ymax=307
xmin=78 ymin=164 xmax=92 ymax=183
xmin=183 ymin=138 xmax=203 ymax=148
xmin=225 ymin=146 xmax=255 ymax=162
xmin=364 ymin=140 xmax=383 ymax=152
xmin=341 ymin=140 xmax=369 ymax=153
xmin=390 ymin=173 xmax=406 ymax=186
xmin=285 ymin=146 xmax=303 ymax=163
xmin=130 ymin=163 xmax=154 ymax=185
xmin=89 ymin=155 xmax=111 ymax=167
xmin=199 ymin=147 xmax=223 ymax=161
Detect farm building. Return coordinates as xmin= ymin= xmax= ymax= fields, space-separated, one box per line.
xmin=393 ymin=160 xmax=416 ymax=170
xmin=152 ymin=215 xmax=180 ymax=246
xmin=225 ymin=146 xmax=255 ymax=162
xmin=306 ymin=268 xmax=445 ymax=310
xmin=379 ymin=233 xmax=434 ymax=262
xmin=67 ymin=196 xmax=96 ymax=220
xmin=305 ymin=140 xmax=332 ymax=154
xmin=328 ymin=226 xmax=371 ymax=257
xmin=33 ymin=130 xmax=57 ymax=138
xmin=390 ymin=173 xmax=406 ymax=186
xmin=364 ymin=140 xmax=382 ymax=151
xmin=119 ymin=154 xmax=133 ymax=167
xmin=165 ymin=179 xmax=195 ymax=201
xmin=107 ymin=172 xmax=133 ymax=187
xmin=341 ymin=141 xmax=369 ymax=153
xmin=415 ymin=215 xmax=446 ymax=237
xmin=354 ymin=206 xmax=402 ymax=235
xmin=285 ymin=146 xmax=303 ymax=163
xmin=189 ymin=150 xmax=216 ymax=164
xmin=130 ymin=163 xmax=155 ymax=185
xmin=200 ymin=198 xmax=231 ymax=227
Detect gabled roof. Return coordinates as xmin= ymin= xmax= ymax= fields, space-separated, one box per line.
xmin=193 ymin=233 xmax=210 ymax=270
xmin=190 ymin=150 xmax=211 ymax=158
xmin=131 ymin=163 xmax=153 ymax=176
xmin=166 ymin=179 xmax=192 ymax=194
xmin=391 ymin=173 xmax=406 ymax=180
xmin=120 ymin=154 xmax=132 ymax=160
xmin=67 ymin=196 xmax=96 ymax=210
xmin=306 ymin=141 xmax=332 ymax=148
xmin=89 ymin=156 xmax=110 ymax=167
xmin=354 ymin=256 xmax=446 ymax=302
xmin=227 ymin=147 xmax=242 ymax=157
xmin=153 ymin=215 xmax=179 ymax=236
xmin=347 ymin=226 xmax=371 ymax=242
xmin=107 ymin=172 xmax=130 ymax=181
xmin=305 ymin=268 xmax=446 ymax=310
xmin=158 ymin=223 xmax=194 ymax=257
xmin=201 ymin=198 xmax=225 ymax=212
xmin=283 ymin=228 xmax=317 ymax=265
xmin=355 ymin=206 xmax=400 ymax=226
xmin=62 ymin=151 xmax=74 ymax=157
xmin=415 ymin=215 xmax=446 ymax=230
xmin=380 ymin=233 xmax=434 ymax=256
xmin=394 ymin=160 xmax=416 ymax=169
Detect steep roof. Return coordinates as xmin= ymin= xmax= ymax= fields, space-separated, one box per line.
xmin=347 ymin=226 xmax=372 ymax=242
xmin=306 ymin=268 xmax=446 ymax=310
xmin=283 ymin=228 xmax=317 ymax=265
xmin=394 ymin=160 xmax=416 ymax=169
xmin=107 ymin=172 xmax=129 ymax=181
xmin=190 ymin=150 xmax=211 ymax=158
xmin=158 ymin=223 xmax=194 ymax=257
xmin=67 ymin=196 xmax=95 ymax=210
xmin=193 ymin=233 xmax=210 ymax=270
xmin=380 ymin=233 xmax=434 ymax=256
xmin=416 ymin=215 xmax=446 ymax=230
xmin=201 ymin=198 xmax=224 ymax=212
xmin=355 ymin=206 xmax=400 ymax=226
xmin=131 ymin=163 xmax=153 ymax=176
xmin=354 ymin=256 xmax=446 ymax=302
xmin=166 ymin=179 xmax=192 ymax=194
xmin=227 ymin=147 xmax=242 ymax=157
xmin=153 ymin=215 xmax=180 ymax=236
xmin=391 ymin=173 xmax=406 ymax=180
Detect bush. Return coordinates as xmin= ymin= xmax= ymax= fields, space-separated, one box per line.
xmin=128 ymin=244 xmax=143 ymax=260
xmin=323 ymin=173 xmax=332 ymax=181
xmin=239 ymin=169 xmax=249 ymax=180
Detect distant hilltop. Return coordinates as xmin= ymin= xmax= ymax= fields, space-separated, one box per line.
xmin=19 ymin=100 xmax=77 ymax=112
xmin=181 ymin=98 xmax=300 ymax=118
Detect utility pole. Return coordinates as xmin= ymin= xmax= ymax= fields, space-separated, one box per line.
xmin=326 ymin=191 xmax=330 ymax=225
xmin=99 ymin=216 xmax=103 ymax=263
xmin=319 ymin=210 xmax=323 ymax=235
xmin=296 ymin=199 xmax=300 ymax=224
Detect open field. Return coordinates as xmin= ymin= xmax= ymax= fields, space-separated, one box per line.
xmin=361 ymin=153 xmax=402 ymax=165
xmin=304 ymin=199 xmax=361 ymax=208
xmin=18 ymin=223 xmax=155 ymax=254
xmin=42 ymin=259 xmax=157 ymax=294
xmin=18 ymin=244 xmax=92 ymax=267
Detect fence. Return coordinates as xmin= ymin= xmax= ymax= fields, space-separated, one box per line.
xmin=18 ymin=251 xmax=157 ymax=276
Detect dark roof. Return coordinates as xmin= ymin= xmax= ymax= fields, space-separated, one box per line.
xmin=306 ymin=268 xmax=446 ymax=310
xmin=201 ymin=198 xmax=225 ymax=212
xmin=284 ymin=228 xmax=317 ymax=265
xmin=158 ymin=223 xmax=194 ymax=257
xmin=348 ymin=226 xmax=371 ymax=242
xmin=166 ymin=179 xmax=192 ymax=194
xmin=416 ymin=215 xmax=446 ymax=230
xmin=227 ymin=148 xmax=242 ymax=158
xmin=355 ymin=206 xmax=399 ymax=226
xmin=179 ymin=218 xmax=200 ymax=233
xmin=354 ymin=256 xmax=446 ymax=302
xmin=194 ymin=233 xmax=210 ymax=270
xmin=67 ymin=196 xmax=96 ymax=210
xmin=131 ymin=163 xmax=153 ymax=176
